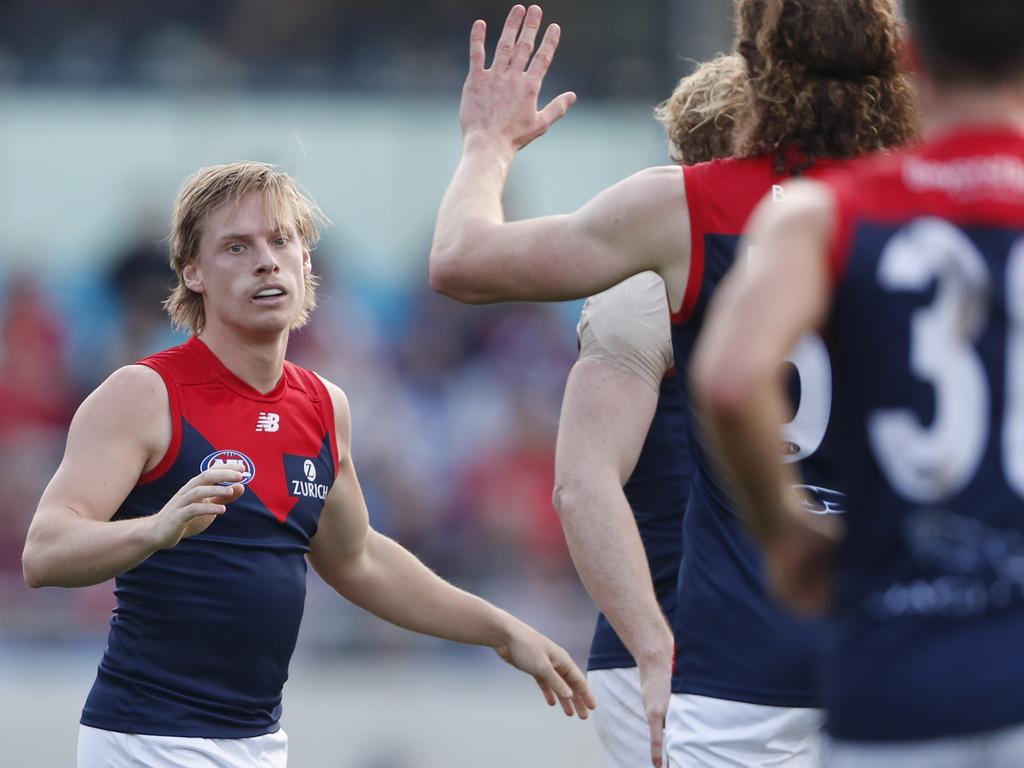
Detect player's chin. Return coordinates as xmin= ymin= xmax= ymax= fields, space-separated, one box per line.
xmin=242 ymin=306 xmax=299 ymax=334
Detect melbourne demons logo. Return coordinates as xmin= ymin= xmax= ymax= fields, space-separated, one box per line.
xmin=201 ymin=450 xmax=256 ymax=485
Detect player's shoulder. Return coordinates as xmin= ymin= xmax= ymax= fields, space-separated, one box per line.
xmin=97 ymin=364 xmax=167 ymax=406
xmin=73 ymin=364 xmax=170 ymax=438
xmin=612 ymin=164 xmax=687 ymax=211
xmin=579 ymin=272 xmax=672 ymax=378
xmin=308 ymin=372 xmax=351 ymax=431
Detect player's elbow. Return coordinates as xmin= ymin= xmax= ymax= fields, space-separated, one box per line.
xmin=21 ymin=542 xmax=48 ymax=589
xmin=429 ymin=223 xmax=505 ymax=304
xmin=428 ymin=250 xmax=490 ymax=304
xmin=551 ymin=476 xmax=590 ymax=523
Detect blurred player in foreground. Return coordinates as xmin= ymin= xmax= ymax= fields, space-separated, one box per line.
xmin=694 ymin=0 xmax=1024 ymax=765
xmin=554 ymin=54 xmax=747 ymax=768
xmin=21 ymin=162 xmax=594 ymax=768
xmin=430 ymin=2 xmax=915 ymax=765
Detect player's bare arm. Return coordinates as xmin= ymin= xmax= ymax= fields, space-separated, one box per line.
xmin=308 ymin=377 xmax=597 ymax=718
xmin=692 ymin=180 xmax=842 ymax=614
xmin=554 ymin=358 xmax=672 ymax=766
xmin=22 ymin=365 xmax=246 ymax=588
xmin=429 ymin=4 xmax=691 ymax=308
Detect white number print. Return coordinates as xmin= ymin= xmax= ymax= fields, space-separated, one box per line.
xmin=1004 ymin=239 xmax=1024 ymax=497
xmin=869 ymin=218 xmax=993 ymax=503
xmin=746 ymin=247 xmax=833 ymax=463
xmin=782 ymin=334 xmax=833 ymax=463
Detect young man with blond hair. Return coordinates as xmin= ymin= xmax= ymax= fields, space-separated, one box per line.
xmin=22 ymin=161 xmax=594 ymax=768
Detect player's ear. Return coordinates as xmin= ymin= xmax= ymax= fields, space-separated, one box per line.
xmin=302 ymin=250 xmax=312 ymax=277
xmin=183 ymin=262 xmax=204 ymax=294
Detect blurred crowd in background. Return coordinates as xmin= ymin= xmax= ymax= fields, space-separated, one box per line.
xmin=0 ymin=0 xmax=733 ymax=661
xmin=0 ymin=0 xmax=726 ymax=100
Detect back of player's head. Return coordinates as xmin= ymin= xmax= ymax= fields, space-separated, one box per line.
xmin=165 ymin=161 xmax=327 ymax=335
xmin=656 ymin=54 xmax=750 ymax=165
xmin=904 ymin=0 xmax=1024 ymax=86
xmin=735 ymin=0 xmax=918 ymax=171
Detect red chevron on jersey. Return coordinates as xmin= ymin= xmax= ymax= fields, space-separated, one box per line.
xmin=137 ymin=336 xmax=339 ymax=524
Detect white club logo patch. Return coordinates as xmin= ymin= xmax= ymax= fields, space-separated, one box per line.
xmin=200 ymin=450 xmax=255 ymax=485
xmin=303 ymin=459 xmax=317 ymax=482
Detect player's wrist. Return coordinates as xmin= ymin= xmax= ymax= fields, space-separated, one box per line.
xmin=631 ymin=624 xmax=675 ymax=668
xmin=462 ymin=131 xmax=517 ymax=165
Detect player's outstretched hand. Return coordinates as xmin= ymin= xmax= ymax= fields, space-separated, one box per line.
xmin=638 ymin=653 xmax=671 ymax=767
xmin=461 ymin=4 xmax=576 ymax=152
xmin=149 ymin=464 xmax=247 ymax=550
xmin=764 ymin=503 xmax=843 ymax=616
xmin=493 ymin=617 xmax=596 ymax=719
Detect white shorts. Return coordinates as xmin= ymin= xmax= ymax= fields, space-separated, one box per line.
xmin=666 ymin=692 xmax=823 ymax=767
xmin=824 ymin=722 xmax=1024 ymax=768
xmin=588 ymin=667 xmax=663 ymax=768
xmin=78 ymin=724 xmax=288 ymax=768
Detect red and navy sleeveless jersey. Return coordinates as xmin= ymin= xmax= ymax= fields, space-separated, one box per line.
xmin=588 ymin=371 xmax=691 ymax=671
xmin=821 ymin=127 xmax=1024 ymax=741
xmin=81 ymin=336 xmax=339 ymax=738
xmin=671 ymin=156 xmax=847 ymax=707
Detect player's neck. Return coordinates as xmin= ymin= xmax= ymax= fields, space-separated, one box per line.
xmin=197 ymin=323 xmax=289 ymax=395
xmin=924 ymin=81 xmax=1024 ymax=139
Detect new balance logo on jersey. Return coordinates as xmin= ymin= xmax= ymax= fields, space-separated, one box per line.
xmin=256 ymin=412 xmax=280 ymax=432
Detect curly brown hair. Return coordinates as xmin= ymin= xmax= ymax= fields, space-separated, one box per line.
xmin=655 ymin=54 xmax=750 ymax=165
xmin=735 ymin=0 xmax=919 ymax=172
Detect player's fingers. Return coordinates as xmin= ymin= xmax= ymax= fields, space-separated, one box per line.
xmin=537 ymin=665 xmax=575 ymax=708
xmin=537 ymin=91 xmax=576 ymax=131
xmin=648 ymin=713 xmax=665 ymax=768
xmin=185 ymin=466 xmax=246 ymax=491
xmin=186 ymin=484 xmax=244 ymax=504
xmin=510 ymin=5 xmax=543 ymax=71
xmin=572 ymin=690 xmax=591 ymax=720
xmin=469 ymin=19 xmax=487 ymax=71
xmin=182 ymin=502 xmax=228 ymax=519
xmin=526 ymin=23 xmax=560 ymax=79
xmin=491 ymin=5 xmax=526 ymax=69
xmin=554 ymin=650 xmax=596 ymax=710
xmin=535 ymin=677 xmax=557 ymax=707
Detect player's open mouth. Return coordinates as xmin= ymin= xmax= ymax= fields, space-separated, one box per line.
xmin=252 ymin=286 xmax=287 ymax=304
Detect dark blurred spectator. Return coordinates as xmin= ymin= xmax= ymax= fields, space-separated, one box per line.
xmin=105 ymin=211 xmax=178 ymax=364
xmin=0 ymin=273 xmax=74 ymax=437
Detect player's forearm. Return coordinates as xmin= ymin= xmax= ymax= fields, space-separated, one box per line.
xmin=325 ymin=530 xmax=518 ymax=648
xmin=430 ymin=136 xmax=517 ymax=302
xmin=696 ymin=376 xmax=797 ymax=544
xmin=22 ymin=508 xmax=159 ymax=588
xmin=554 ymin=476 xmax=674 ymax=665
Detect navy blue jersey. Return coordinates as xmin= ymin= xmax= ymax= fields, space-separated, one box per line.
xmin=822 ymin=127 xmax=1024 ymax=741
xmin=588 ymin=372 xmax=691 ymax=670
xmin=81 ymin=337 xmax=338 ymax=738
xmin=670 ymin=156 xmax=846 ymax=707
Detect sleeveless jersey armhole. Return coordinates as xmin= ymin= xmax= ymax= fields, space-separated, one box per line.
xmin=307 ymin=371 xmax=341 ymax=474
xmin=674 ymin=164 xmax=705 ymax=324
xmin=137 ymin=361 xmax=182 ymax=485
